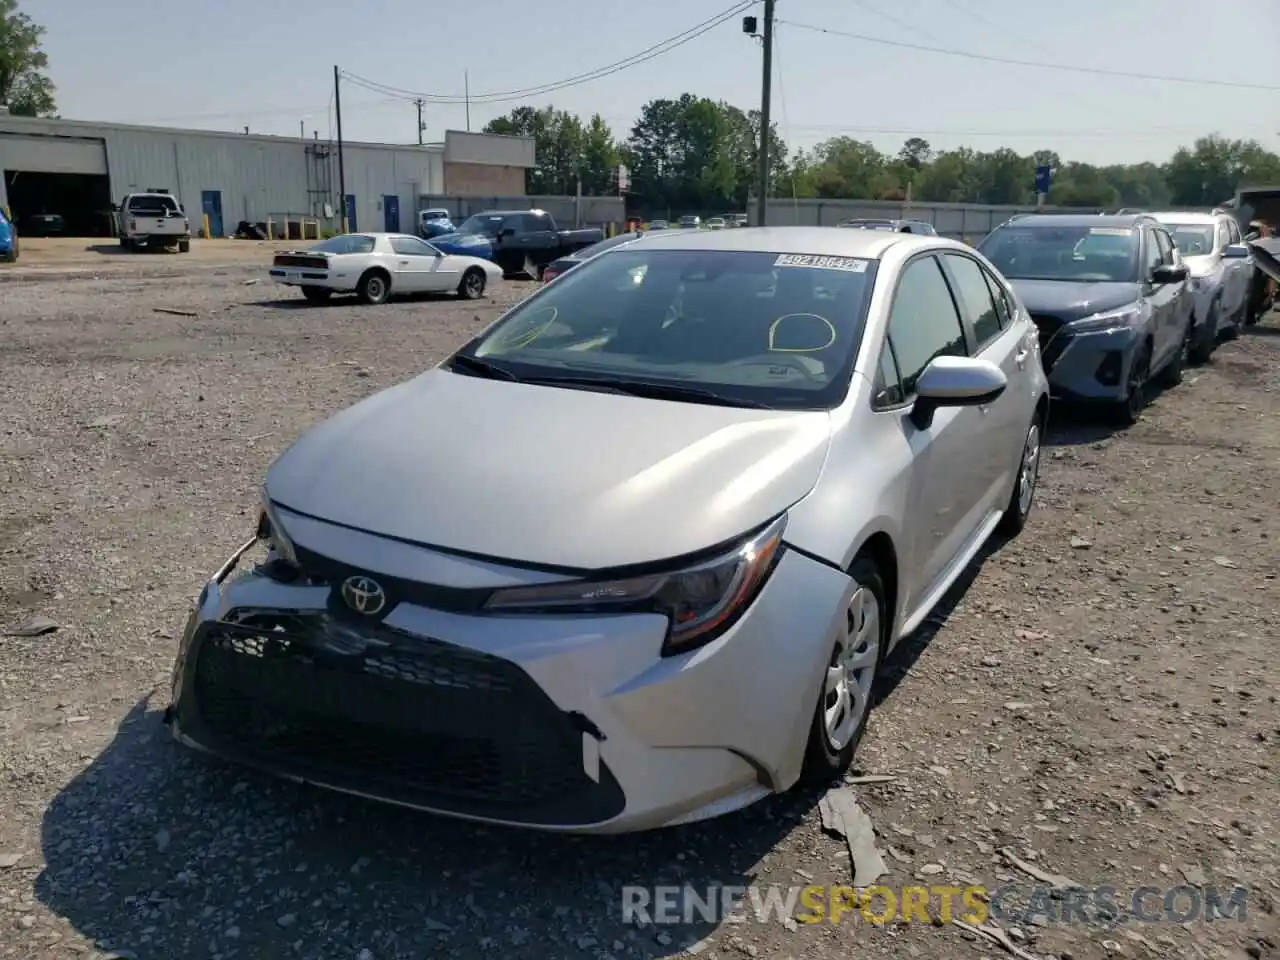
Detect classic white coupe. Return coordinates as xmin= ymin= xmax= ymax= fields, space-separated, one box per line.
xmin=269 ymin=232 xmax=503 ymax=305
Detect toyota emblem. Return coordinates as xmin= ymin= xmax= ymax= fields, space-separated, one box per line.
xmin=340 ymin=575 xmax=387 ymax=616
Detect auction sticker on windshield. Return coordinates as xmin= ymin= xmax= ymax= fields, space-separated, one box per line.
xmin=775 ymin=254 xmax=869 ymax=271
xmin=1089 ymin=228 xmax=1135 ymax=236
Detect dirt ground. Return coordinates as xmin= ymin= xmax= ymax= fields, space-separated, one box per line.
xmin=0 ymin=255 xmax=1276 ymax=960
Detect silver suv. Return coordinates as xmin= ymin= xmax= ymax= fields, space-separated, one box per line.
xmin=1147 ymin=210 xmax=1253 ymax=361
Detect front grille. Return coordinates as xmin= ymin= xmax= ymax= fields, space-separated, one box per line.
xmin=273 ymin=254 xmax=328 ymax=269
xmin=292 ymin=544 xmax=490 ymax=614
xmin=1031 ymin=314 xmax=1072 ymax=372
xmin=184 ymin=613 xmax=624 ymax=825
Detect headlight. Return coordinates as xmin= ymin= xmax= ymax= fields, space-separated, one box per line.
xmin=485 ymin=515 xmax=787 ymax=656
xmin=258 ymin=485 xmax=297 ymax=563
xmin=1068 ymin=306 xmax=1142 ymax=335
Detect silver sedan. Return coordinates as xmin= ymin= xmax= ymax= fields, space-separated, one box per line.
xmin=167 ymin=227 xmax=1049 ymax=834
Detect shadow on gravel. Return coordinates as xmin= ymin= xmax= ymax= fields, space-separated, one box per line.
xmin=1243 ymin=323 xmax=1280 ymax=338
xmin=254 ymin=292 xmax=486 ymax=310
xmin=872 ymin=538 xmax=998 ymax=707
xmin=87 ymin=244 xmax=181 ymax=257
xmin=37 ymin=699 xmax=816 ymax=959
xmin=1043 ymin=377 xmax=1182 ymax=448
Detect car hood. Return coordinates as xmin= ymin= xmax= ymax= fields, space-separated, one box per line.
xmin=1250 ymin=238 xmax=1280 ymax=284
xmin=430 ymin=232 xmax=494 ymax=253
xmin=1007 ymin=279 xmax=1142 ymax=322
xmin=265 ymin=369 xmax=833 ymax=571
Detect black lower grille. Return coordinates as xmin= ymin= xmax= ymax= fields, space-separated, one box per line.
xmin=184 ymin=614 xmax=625 ymax=825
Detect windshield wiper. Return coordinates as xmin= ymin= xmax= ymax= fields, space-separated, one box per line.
xmin=449 ymin=354 xmax=520 ymax=381
xmin=522 ymin=375 xmax=775 ymax=409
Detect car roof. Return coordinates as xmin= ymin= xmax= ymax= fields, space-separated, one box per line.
xmin=1146 ymin=211 xmax=1219 ymax=224
xmin=620 ymin=225 xmax=941 ymax=259
xmin=1005 ymin=213 xmax=1151 ymax=229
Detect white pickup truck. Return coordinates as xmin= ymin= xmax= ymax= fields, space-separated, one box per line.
xmin=115 ymin=193 xmax=191 ymax=252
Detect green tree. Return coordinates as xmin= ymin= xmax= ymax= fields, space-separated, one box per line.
xmin=485 ymin=106 xmax=622 ymax=195
xmin=0 ymin=0 xmax=55 ymax=116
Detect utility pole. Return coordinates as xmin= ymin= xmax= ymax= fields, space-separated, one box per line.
xmin=333 ymin=64 xmax=347 ymax=232
xmin=755 ymin=0 xmax=775 ymax=227
xmin=414 ymin=98 xmax=425 ymax=145
xmin=464 ymin=72 xmax=471 ymax=132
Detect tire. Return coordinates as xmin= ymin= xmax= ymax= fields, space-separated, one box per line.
xmin=458 ymin=267 xmax=486 ymax=300
xmin=1158 ymin=320 xmax=1191 ymax=388
xmin=356 ymin=269 xmax=390 ymax=305
xmin=800 ymin=556 xmax=888 ymax=786
xmin=1110 ymin=341 xmax=1151 ymax=426
xmin=1220 ymin=300 xmax=1242 ymax=340
xmin=178 ymin=239 xmax=191 ymax=253
xmin=301 ymin=286 xmax=332 ymax=303
xmin=997 ymin=409 xmax=1045 ymax=538
xmin=1188 ymin=301 xmax=1218 ymax=365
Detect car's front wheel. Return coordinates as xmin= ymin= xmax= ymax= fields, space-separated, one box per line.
xmin=1158 ymin=320 xmax=1191 ymax=387
xmin=800 ymin=557 xmax=887 ymax=785
xmin=1111 ymin=341 xmax=1151 ymax=426
xmin=1188 ymin=301 xmax=1218 ymax=364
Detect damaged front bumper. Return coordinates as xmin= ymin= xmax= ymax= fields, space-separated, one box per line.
xmin=164 ymin=524 xmax=855 ymax=834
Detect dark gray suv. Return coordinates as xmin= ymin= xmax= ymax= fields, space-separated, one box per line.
xmin=837 ymin=218 xmax=937 ymax=235
xmin=978 ymin=213 xmax=1192 ymax=425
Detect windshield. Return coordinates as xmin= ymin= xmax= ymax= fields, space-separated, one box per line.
xmin=456 ymin=214 xmax=508 ymax=236
xmin=422 ymin=210 xmax=451 ymax=221
xmin=128 ymin=195 xmax=178 ymax=214
xmin=979 ymin=224 xmax=1139 ymax=282
xmin=1167 ymin=224 xmax=1215 ymax=255
xmin=456 ymin=248 xmax=878 ymax=410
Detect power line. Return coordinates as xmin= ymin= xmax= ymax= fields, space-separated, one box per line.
xmin=772 ymin=123 xmax=1277 ymax=139
xmin=938 ymin=0 xmax=1050 ymax=53
xmin=339 ymin=0 xmax=754 ymax=105
xmin=777 ymin=18 xmax=1280 ymax=91
xmin=846 ymin=0 xmax=948 ymax=47
xmin=124 ymin=97 xmax=404 ymax=125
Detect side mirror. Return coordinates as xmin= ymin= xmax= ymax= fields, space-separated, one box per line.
xmin=910 ymin=356 xmax=1008 ymax=430
xmin=498 ymin=227 xmax=516 ymax=239
xmin=1222 ymin=243 xmax=1250 ymax=260
xmin=1151 ymin=264 xmax=1187 ymax=284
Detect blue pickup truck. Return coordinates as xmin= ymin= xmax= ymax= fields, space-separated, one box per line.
xmin=0 ymin=207 xmax=18 ymax=262
xmin=430 ymin=208 xmax=604 ymax=278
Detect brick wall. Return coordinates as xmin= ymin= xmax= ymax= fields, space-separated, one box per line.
xmin=443 ymin=162 xmax=525 ymax=197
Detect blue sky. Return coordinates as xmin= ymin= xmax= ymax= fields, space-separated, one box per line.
xmin=23 ymin=0 xmax=1280 ymax=165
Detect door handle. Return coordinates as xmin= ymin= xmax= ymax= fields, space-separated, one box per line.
xmin=398 ymin=260 xmax=409 ymax=265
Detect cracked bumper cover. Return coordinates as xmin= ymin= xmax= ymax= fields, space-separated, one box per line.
xmin=166 ymin=535 xmax=856 ymax=834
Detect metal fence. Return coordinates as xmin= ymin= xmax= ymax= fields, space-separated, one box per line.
xmin=752 ymin=198 xmax=1105 ymax=243
xmin=416 ymin=194 xmax=626 ymax=229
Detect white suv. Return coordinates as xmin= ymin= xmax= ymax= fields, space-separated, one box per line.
xmin=1149 ymin=210 xmax=1253 ymax=362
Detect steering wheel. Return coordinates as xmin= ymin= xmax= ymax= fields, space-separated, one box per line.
xmin=724 ymin=353 xmax=824 ymax=379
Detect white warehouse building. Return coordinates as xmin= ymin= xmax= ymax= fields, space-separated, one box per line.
xmin=0 ymin=111 xmax=535 ymax=237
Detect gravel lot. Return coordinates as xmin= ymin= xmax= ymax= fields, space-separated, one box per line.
xmin=0 ymin=254 xmax=1277 ymax=960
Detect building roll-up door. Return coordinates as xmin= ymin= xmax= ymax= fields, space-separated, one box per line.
xmin=0 ymin=134 xmax=108 ymax=175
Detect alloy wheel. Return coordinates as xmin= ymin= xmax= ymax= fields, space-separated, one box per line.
xmin=823 ymin=585 xmax=881 ymax=751
xmin=1017 ymin=421 xmax=1041 ymax=516
xmin=1126 ymin=349 xmax=1149 ymax=419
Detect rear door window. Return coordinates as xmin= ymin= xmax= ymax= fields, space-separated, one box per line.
xmin=941 ymin=253 xmax=1003 ymax=351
